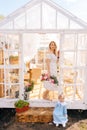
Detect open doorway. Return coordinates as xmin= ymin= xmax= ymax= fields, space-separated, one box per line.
xmin=23 ymin=33 xmax=86 ymax=102
xmin=0 ymin=32 xmax=85 ymax=104
xmin=23 ymin=33 xmax=60 ymax=100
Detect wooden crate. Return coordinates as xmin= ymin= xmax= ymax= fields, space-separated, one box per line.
xmin=0 ymin=69 xmax=4 ymax=97
xmin=9 ymin=56 xmax=19 ymax=64
xmin=0 ymin=49 xmax=4 ymax=64
xmin=0 ymin=69 xmax=4 ymax=82
xmin=0 ymin=84 xmax=4 ymax=97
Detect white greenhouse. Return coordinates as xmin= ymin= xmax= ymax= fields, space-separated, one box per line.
xmin=0 ymin=0 xmax=87 ymax=109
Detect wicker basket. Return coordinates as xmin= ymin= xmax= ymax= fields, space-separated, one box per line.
xmin=9 ymin=56 xmax=19 ymax=64
xmin=43 ymin=81 xmax=59 ymax=91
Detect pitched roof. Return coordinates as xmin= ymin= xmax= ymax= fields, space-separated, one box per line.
xmin=0 ymin=0 xmax=87 ymax=30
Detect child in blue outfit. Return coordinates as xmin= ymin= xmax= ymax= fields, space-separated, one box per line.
xmin=53 ymin=94 xmax=68 ymax=127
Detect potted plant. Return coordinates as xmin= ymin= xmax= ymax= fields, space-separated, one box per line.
xmin=14 ymin=99 xmax=29 ymax=113
xmin=24 ymin=81 xmax=34 ymax=100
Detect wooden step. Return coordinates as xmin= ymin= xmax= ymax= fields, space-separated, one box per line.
xmin=16 ymin=107 xmax=54 ymax=123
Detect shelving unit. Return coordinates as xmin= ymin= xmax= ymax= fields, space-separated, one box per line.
xmin=0 ymin=34 xmax=23 ymax=99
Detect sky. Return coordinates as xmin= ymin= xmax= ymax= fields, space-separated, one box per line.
xmin=0 ymin=0 xmax=87 ymax=22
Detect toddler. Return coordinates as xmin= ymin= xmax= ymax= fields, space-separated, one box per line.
xmin=53 ymin=94 xmax=68 ymax=127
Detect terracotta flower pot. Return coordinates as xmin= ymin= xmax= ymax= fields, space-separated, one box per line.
xmin=16 ymin=106 xmax=29 ymax=113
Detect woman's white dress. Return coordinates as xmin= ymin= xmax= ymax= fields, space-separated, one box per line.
xmin=47 ymin=53 xmax=57 ymax=77
xmin=43 ymin=53 xmax=58 ymax=91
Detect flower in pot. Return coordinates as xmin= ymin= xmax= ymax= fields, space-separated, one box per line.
xmin=14 ymin=99 xmax=29 ymax=113
xmin=24 ymin=81 xmax=34 ymax=92
xmin=24 ymin=81 xmax=34 ymax=100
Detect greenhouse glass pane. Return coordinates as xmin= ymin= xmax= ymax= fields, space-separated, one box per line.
xmin=61 ymin=68 xmax=84 ymax=100
xmin=61 ymin=69 xmax=76 ymax=84
xmin=14 ymin=13 xmax=25 ymax=29
xmin=77 ymin=51 xmax=87 ymax=66
xmin=76 ymin=69 xmax=85 ymax=84
xmin=57 ymin=12 xmax=68 ymax=29
xmin=6 ymin=84 xmax=20 ymax=98
xmin=42 ymin=3 xmax=56 ymax=29
xmin=61 ymin=34 xmax=76 ymax=50
xmin=4 ymin=35 xmax=19 ymax=50
xmin=26 ymin=4 xmax=40 ymax=29
xmin=61 ymin=52 xmax=76 ymax=67
xmin=2 ymin=34 xmax=20 ymax=65
xmin=23 ymin=33 xmax=40 ymax=61
xmin=78 ymin=34 xmax=87 ymax=50
xmin=0 ymin=21 xmax=13 ymax=29
xmin=70 ymin=20 xmax=83 ymax=29
xmin=6 ymin=69 xmax=20 ymax=84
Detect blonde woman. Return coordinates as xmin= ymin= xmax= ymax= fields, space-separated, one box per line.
xmin=43 ymin=41 xmax=58 ymax=100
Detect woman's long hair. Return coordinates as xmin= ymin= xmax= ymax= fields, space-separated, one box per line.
xmin=49 ymin=41 xmax=57 ymax=55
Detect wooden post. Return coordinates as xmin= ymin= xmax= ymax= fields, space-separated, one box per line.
xmin=0 ymin=49 xmax=4 ymax=97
